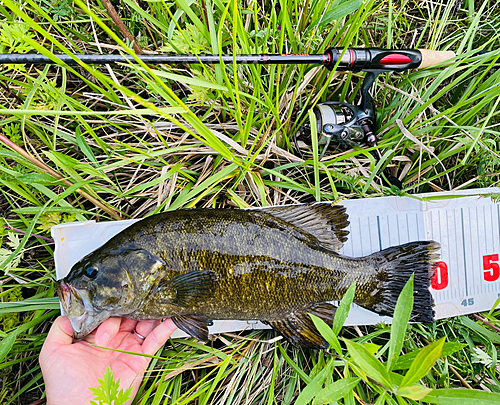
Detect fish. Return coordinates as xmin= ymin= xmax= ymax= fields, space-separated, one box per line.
xmin=56 ymin=204 xmax=440 ymax=348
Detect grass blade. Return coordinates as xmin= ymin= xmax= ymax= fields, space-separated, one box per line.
xmin=387 ymin=274 xmax=414 ymax=371
xmin=399 ymin=337 xmax=445 ymax=388
xmin=312 ymin=377 xmax=361 ymax=405
xmin=0 ymin=328 xmax=19 ymax=363
xmin=310 ymin=314 xmax=341 ymax=355
xmin=396 ymin=384 xmax=433 ymax=401
xmin=393 ymin=342 xmax=466 ymax=370
xmin=423 ymin=388 xmax=500 ymax=404
xmin=332 ymin=282 xmax=356 ymax=335
xmin=344 ymin=340 xmax=393 ymax=389
xmin=308 ymin=109 xmax=321 ymax=202
xmin=295 ymin=358 xmax=335 ymax=405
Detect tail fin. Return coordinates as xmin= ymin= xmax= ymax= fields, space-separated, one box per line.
xmin=363 ymin=241 xmax=440 ymax=322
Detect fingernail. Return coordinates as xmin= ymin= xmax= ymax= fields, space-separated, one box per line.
xmin=98 ymin=333 xmax=110 ymax=346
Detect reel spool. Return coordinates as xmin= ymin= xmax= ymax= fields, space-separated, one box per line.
xmin=297 ymin=102 xmax=366 ymax=159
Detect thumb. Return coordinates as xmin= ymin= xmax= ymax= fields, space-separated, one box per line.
xmin=41 ymin=316 xmax=74 ymax=357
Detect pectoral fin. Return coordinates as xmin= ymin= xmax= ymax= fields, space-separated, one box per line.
xmin=172 ymin=315 xmax=210 ymax=342
xmin=157 ymin=270 xmax=216 ymax=307
xmin=265 ymin=303 xmax=337 ymax=349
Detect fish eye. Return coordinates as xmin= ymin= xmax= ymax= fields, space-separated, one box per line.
xmin=84 ymin=264 xmax=98 ymax=279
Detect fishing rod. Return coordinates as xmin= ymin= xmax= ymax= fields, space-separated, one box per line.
xmin=0 ymin=47 xmax=454 ymax=70
xmin=2 ymin=47 xmax=456 ymax=187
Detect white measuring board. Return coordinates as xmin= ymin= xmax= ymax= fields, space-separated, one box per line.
xmin=339 ymin=188 xmax=500 ymax=321
xmin=52 ymin=187 xmax=500 ymax=338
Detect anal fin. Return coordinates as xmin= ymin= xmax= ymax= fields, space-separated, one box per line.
xmin=264 ymin=303 xmax=337 ymax=349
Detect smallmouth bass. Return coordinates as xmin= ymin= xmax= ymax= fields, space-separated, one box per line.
xmin=57 ymin=204 xmax=439 ymax=348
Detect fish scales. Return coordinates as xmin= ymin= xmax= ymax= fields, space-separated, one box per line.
xmin=57 ymin=204 xmax=440 ymax=348
xmin=122 ymin=209 xmax=374 ymax=320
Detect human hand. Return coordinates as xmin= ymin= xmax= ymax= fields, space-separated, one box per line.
xmin=40 ymin=316 xmax=177 ymax=405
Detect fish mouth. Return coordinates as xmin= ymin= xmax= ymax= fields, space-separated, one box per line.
xmin=56 ymin=280 xmax=73 ymax=314
xmin=56 ymin=280 xmax=104 ymax=339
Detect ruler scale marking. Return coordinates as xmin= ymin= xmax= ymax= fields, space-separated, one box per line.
xmin=444 ymin=209 xmax=450 ymax=300
xmin=367 ymin=217 xmax=373 ymax=254
xmin=444 ymin=209 xmax=449 ymax=301
xmin=454 ymin=208 xmax=461 ymax=301
xmin=484 ymin=205 xmax=490 ymax=294
xmin=386 ymin=215 xmax=390 ymax=248
xmin=498 ymin=204 xmax=500 ymax=256
xmin=447 ymin=208 xmax=455 ymax=301
xmin=476 ymin=205 xmax=481 ymax=296
xmin=387 ymin=215 xmax=391 ymax=247
xmin=476 ymin=204 xmax=481 ymax=295
xmin=497 ymin=204 xmax=500 ymax=296
xmin=406 ymin=214 xmax=410 ymax=242
xmin=495 ymin=204 xmax=500 ymax=293
xmin=396 ymin=215 xmax=400 ymax=244
xmin=346 ymin=221 xmax=353 ymax=256
xmin=490 ymin=203 xmax=498 ymax=293
xmin=494 ymin=205 xmax=498 ymax=293
xmin=440 ymin=210 xmax=446 ymax=302
xmin=358 ymin=216 xmax=363 ymax=256
xmin=396 ymin=215 xmax=402 ymax=245
xmin=492 ymin=204 xmax=496 ymax=293
xmin=489 ymin=204 xmax=497 ymax=293
xmin=430 ymin=208 xmax=434 ymax=240
xmin=438 ymin=209 xmax=445 ymax=299
xmin=457 ymin=209 xmax=468 ymax=299
xmin=370 ymin=217 xmax=375 ymax=253
xmin=462 ymin=207 xmax=469 ymax=297
xmin=445 ymin=209 xmax=450 ymax=300
xmin=377 ymin=216 xmax=382 ymax=251
xmin=473 ymin=204 xmax=479 ymax=296
xmin=417 ymin=210 xmax=421 ymax=239
xmin=480 ymin=204 xmax=485 ymax=295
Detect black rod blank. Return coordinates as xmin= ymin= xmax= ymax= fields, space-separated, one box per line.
xmin=0 ymin=53 xmax=328 ymax=66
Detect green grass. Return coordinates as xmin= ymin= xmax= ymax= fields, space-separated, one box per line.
xmin=1 ymin=0 xmax=500 ymax=403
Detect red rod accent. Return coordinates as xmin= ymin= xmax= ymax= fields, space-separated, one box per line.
xmin=379 ymin=54 xmax=412 ymax=65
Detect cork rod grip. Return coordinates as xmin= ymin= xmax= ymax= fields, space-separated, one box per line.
xmin=418 ymin=49 xmax=456 ymax=69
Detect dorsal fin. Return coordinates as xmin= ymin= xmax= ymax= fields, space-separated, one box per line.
xmin=259 ymin=203 xmax=349 ymax=252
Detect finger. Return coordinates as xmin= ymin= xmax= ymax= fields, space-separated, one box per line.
xmin=41 ymin=316 xmax=74 ymax=355
xmin=83 ymin=333 xmax=96 ymax=345
xmin=142 ymin=318 xmax=177 ymax=355
xmin=82 ymin=327 xmax=97 ymax=344
xmin=120 ymin=318 xmax=138 ymax=333
xmin=135 ymin=320 xmax=160 ymax=339
xmin=94 ymin=317 xmax=121 ymax=347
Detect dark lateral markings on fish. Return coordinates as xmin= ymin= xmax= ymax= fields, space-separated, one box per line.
xmin=56 ymin=203 xmax=440 ymax=349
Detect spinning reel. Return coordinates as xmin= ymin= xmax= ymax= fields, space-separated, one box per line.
xmin=296 ymin=71 xmax=380 ymax=159
xmin=295 ymin=70 xmax=404 ymax=187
